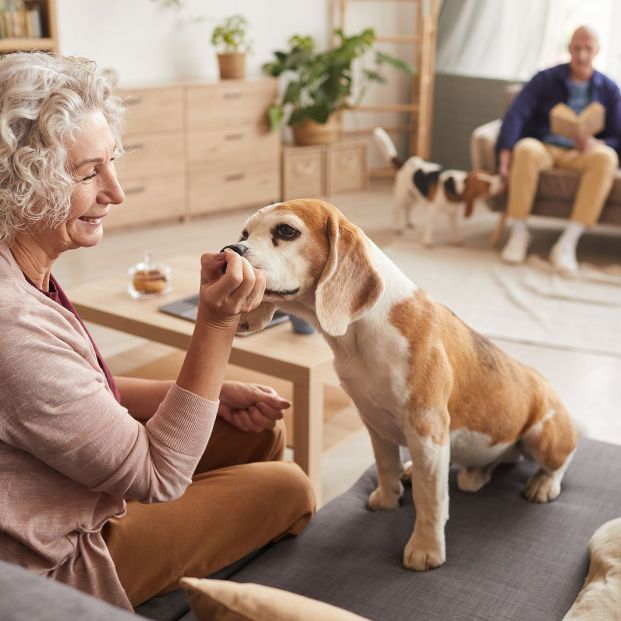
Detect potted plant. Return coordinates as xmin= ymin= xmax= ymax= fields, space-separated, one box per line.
xmin=211 ymin=14 xmax=252 ymax=80
xmin=263 ymin=28 xmax=412 ymax=145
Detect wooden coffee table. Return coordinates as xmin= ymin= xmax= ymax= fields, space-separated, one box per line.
xmin=67 ymin=255 xmax=335 ymax=501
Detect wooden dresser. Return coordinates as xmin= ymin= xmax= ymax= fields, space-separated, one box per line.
xmin=106 ymin=79 xmax=280 ymax=230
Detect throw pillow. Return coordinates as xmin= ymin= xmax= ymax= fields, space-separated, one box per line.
xmin=180 ymin=577 xmax=371 ymax=621
xmin=563 ymin=517 xmax=621 ymax=620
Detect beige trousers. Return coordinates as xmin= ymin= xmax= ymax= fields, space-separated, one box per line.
xmin=507 ymin=138 xmax=618 ymax=226
xmin=103 ymin=418 xmax=315 ymax=607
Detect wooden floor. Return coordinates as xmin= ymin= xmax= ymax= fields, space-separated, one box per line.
xmin=55 ymin=180 xmax=621 ymax=502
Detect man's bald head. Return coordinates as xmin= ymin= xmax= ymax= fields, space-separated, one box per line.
xmin=569 ymin=25 xmax=600 ymax=81
xmin=570 ymin=26 xmax=599 ymax=49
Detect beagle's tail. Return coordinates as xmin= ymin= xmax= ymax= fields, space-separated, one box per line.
xmin=373 ymin=127 xmax=403 ymax=170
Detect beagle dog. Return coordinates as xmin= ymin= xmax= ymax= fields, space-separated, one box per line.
xmin=231 ymin=199 xmax=578 ymax=572
xmin=373 ymin=127 xmax=504 ymax=246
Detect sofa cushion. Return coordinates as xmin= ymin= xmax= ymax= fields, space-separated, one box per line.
xmin=0 ymin=560 xmax=139 ymax=621
xmin=181 ymin=578 xmax=371 ymax=621
xmin=229 ymin=437 xmax=621 ymax=621
xmin=563 ymin=517 xmax=621 ymax=620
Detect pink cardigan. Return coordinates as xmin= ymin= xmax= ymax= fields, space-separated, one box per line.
xmin=0 ymin=244 xmax=219 ymax=609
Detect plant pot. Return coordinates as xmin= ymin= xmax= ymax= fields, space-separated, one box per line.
xmin=217 ymin=52 xmax=246 ymax=80
xmin=291 ymin=114 xmax=341 ymax=146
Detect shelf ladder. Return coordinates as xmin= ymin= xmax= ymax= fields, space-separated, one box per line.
xmin=334 ymin=0 xmax=438 ymax=174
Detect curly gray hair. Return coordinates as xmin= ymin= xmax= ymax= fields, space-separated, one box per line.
xmin=0 ymin=52 xmax=125 ymax=244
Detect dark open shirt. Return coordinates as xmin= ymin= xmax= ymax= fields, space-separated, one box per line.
xmin=24 ymin=273 xmax=122 ymax=403
xmin=495 ymin=63 xmax=621 ymax=157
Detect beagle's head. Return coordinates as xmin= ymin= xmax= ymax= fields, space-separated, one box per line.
xmin=443 ymin=171 xmax=504 ymax=217
xmin=232 ymin=199 xmax=384 ymax=337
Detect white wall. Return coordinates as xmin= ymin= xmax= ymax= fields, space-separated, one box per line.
xmin=56 ymin=0 xmax=415 ymax=163
xmin=56 ymin=0 xmax=331 ymax=86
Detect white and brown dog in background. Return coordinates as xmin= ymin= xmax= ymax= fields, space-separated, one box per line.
xmin=229 ymin=198 xmax=578 ymax=571
xmin=373 ymin=127 xmax=504 ymax=246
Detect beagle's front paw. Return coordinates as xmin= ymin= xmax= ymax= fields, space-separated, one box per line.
xmin=367 ymin=483 xmax=403 ymax=511
xmin=403 ymin=534 xmax=446 ymax=571
xmin=524 ymin=470 xmax=561 ymax=503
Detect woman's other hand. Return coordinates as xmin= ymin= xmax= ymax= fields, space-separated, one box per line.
xmin=218 ymin=381 xmax=291 ymax=432
xmin=197 ymin=250 xmax=266 ymax=327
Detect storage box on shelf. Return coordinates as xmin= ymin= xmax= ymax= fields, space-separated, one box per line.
xmin=282 ymin=140 xmax=367 ymax=201
xmin=107 ymin=79 xmax=281 ymax=230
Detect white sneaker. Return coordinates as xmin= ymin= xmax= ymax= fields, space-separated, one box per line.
xmin=550 ymin=241 xmax=579 ymax=274
xmin=501 ymin=227 xmax=530 ymax=264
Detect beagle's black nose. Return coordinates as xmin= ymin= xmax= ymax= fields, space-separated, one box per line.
xmin=220 ymin=244 xmax=247 ymax=257
xmin=219 ymin=244 xmax=247 ymax=273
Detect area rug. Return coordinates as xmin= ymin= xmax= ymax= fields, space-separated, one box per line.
xmin=381 ymin=239 xmax=621 ymax=358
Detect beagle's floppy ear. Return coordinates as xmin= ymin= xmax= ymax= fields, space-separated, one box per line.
xmin=237 ymin=302 xmax=277 ymax=335
xmin=315 ymin=213 xmax=384 ymax=336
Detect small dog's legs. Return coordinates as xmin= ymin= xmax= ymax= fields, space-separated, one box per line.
xmin=365 ymin=425 xmax=404 ymax=510
xmin=393 ymin=196 xmax=414 ymax=234
xmin=520 ymin=404 xmax=577 ymax=503
xmin=403 ymin=416 xmax=450 ymax=571
xmin=447 ymin=206 xmax=462 ymax=245
xmin=422 ymin=202 xmax=439 ymax=247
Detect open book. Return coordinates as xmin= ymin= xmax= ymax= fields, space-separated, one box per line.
xmin=550 ymin=102 xmax=605 ymax=139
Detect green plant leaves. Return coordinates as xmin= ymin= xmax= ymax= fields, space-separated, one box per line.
xmin=262 ymin=28 xmax=412 ymax=128
xmin=210 ymin=14 xmax=252 ymax=53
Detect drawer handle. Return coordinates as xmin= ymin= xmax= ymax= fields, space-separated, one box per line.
xmin=124 ymin=142 xmax=145 ymax=152
xmin=124 ymin=95 xmax=143 ymax=106
xmin=294 ymin=160 xmax=317 ymax=175
xmin=224 ymin=133 xmax=244 ymax=141
xmin=223 ymin=91 xmax=243 ymax=99
xmin=338 ymin=154 xmax=358 ymax=167
xmin=225 ymin=173 xmax=245 ymax=182
xmin=124 ymin=185 xmax=146 ymax=195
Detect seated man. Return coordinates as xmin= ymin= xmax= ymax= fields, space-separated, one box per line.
xmin=496 ymin=25 xmax=621 ymax=273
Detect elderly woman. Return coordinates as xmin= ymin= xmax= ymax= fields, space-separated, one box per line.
xmin=0 ymin=52 xmax=315 ymax=611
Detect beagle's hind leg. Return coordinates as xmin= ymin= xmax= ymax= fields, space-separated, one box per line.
xmin=457 ymin=445 xmax=523 ymax=493
xmin=521 ymin=401 xmax=578 ymax=503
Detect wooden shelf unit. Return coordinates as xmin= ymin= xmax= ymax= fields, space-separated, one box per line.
xmin=334 ymin=0 xmax=438 ymax=171
xmin=0 ymin=0 xmax=58 ymax=54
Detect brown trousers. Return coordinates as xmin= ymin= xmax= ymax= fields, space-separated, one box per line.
xmin=508 ymin=138 xmax=618 ymax=226
xmin=103 ymin=418 xmax=315 ymax=607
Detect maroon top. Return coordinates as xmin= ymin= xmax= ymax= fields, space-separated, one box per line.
xmin=25 ymin=273 xmax=122 ymax=403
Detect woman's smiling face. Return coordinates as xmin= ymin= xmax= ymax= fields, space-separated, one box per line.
xmin=50 ymin=109 xmax=125 ymax=252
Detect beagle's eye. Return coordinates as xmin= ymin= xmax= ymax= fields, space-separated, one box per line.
xmin=275 ymin=223 xmax=300 ymax=240
xmin=239 ymin=229 xmax=249 ymax=241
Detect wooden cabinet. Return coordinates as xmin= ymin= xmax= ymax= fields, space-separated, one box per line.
xmin=0 ymin=0 xmax=58 ymax=53
xmin=187 ymin=79 xmax=280 ymax=216
xmin=107 ymin=86 xmax=186 ymax=230
xmin=107 ymin=79 xmax=281 ymax=229
xmin=282 ymin=141 xmax=367 ymax=201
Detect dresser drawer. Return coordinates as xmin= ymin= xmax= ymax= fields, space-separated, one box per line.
xmin=105 ymin=174 xmax=186 ymax=229
xmin=119 ymin=87 xmax=184 ymax=135
xmin=327 ymin=143 xmax=367 ymax=194
xmin=282 ymin=148 xmax=325 ymax=200
xmin=186 ymin=80 xmax=277 ymax=130
xmin=187 ymin=127 xmax=279 ymax=169
xmin=116 ymin=132 xmax=185 ymax=179
xmin=189 ymin=161 xmax=280 ymax=215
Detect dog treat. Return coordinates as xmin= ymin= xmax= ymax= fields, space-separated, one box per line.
xmin=132 ymin=268 xmax=169 ymax=294
xmin=128 ymin=251 xmax=171 ymax=298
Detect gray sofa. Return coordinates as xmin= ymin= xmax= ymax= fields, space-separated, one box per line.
xmin=2 ymin=437 xmax=621 ymax=620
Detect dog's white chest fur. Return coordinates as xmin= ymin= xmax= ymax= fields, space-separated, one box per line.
xmin=327 ymin=245 xmax=416 ymax=446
